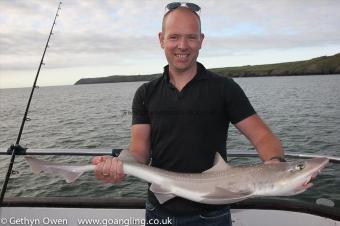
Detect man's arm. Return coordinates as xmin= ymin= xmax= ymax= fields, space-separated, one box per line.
xmin=235 ymin=114 xmax=284 ymax=162
xmin=128 ymin=124 xmax=151 ymax=164
xmin=92 ymin=124 xmax=151 ymax=183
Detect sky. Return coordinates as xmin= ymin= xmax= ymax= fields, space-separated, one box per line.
xmin=1 ymin=0 xmax=340 ymax=89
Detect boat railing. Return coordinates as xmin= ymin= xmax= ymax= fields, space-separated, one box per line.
xmin=1 ymin=148 xmax=339 ymax=163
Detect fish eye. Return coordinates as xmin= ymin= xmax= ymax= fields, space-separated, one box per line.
xmin=295 ymin=162 xmax=305 ymax=170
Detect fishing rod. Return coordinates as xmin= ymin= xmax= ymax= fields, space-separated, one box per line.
xmin=0 ymin=148 xmax=339 ymax=164
xmin=0 ymin=2 xmax=63 ymax=204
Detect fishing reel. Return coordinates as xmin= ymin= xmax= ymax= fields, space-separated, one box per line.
xmin=7 ymin=144 xmax=27 ymax=155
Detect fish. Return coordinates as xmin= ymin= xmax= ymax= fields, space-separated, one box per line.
xmin=25 ymin=153 xmax=329 ymax=205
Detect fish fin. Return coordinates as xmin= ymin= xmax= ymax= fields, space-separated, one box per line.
xmin=150 ymin=183 xmax=175 ymax=204
xmin=201 ymin=186 xmax=252 ymax=203
xmin=56 ymin=167 xmax=84 ymax=183
xmin=203 ymin=153 xmax=231 ymax=173
xmin=25 ymin=156 xmax=86 ymax=183
xmin=25 ymin=156 xmax=43 ymax=174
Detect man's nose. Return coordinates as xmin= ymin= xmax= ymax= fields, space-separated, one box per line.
xmin=178 ymin=37 xmax=189 ymax=49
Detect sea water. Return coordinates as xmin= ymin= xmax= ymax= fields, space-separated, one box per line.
xmin=0 ymin=75 xmax=339 ymax=206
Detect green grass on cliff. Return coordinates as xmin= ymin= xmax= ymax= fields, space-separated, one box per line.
xmin=75 ymin=53 xmax=340 ymax=85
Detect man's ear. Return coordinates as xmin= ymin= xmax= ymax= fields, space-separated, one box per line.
xmin=159 ymin=32 xmax=165 ymax=49
xmin=199 ymin=33 xmax=205 ymax=49
xmin=200 ymin=33 xmax=205 ymax=41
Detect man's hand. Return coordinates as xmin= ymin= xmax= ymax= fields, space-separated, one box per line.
xmin=264 ymin=156 xmax=286 ymax=164
xmin=92 ymin=156 xmax=125 ymax=183
xmin=264 ymin=159 xmax=282 ymax=164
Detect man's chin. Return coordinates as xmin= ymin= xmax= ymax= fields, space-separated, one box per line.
xmin=172 ymin=62 xmax=195 ymax=72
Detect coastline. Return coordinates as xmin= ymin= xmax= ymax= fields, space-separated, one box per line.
xmin=74 ymin=53 xmax=340 ymax=85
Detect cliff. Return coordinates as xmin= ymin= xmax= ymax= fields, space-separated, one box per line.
xmin=74 ymin=53 xmax=340 ymax=85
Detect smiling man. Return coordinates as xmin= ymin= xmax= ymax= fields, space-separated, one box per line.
xmin=159 ymin=4 xmax=204 ymax=88
xmin=93 ymin=2 xmax=284 ymax=226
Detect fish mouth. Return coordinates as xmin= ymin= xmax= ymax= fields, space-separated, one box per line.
xmin=302 ymin=158 xmax=329 ymax=188
xmin=302 ymin=175 xmax=313 ymax=188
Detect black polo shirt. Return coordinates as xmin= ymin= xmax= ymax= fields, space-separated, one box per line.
xmin=132 ymin=62 xmax=256 ymax=215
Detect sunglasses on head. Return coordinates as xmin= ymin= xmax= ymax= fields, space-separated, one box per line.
xmin=165 ymin=2 xmax=201 ymax=14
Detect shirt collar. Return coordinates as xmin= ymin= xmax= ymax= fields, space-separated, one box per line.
xmin=163 ymin=62 xmax=209 ymax=84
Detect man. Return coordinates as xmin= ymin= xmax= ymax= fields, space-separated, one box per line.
xmin=93 ymin=2 xmax=284 ymax=225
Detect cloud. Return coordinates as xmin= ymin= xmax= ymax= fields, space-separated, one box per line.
xmin=0 ymin=0 xmax=166 ymax=71
xmin=0 ymin=0 xmax=340 ymax=87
